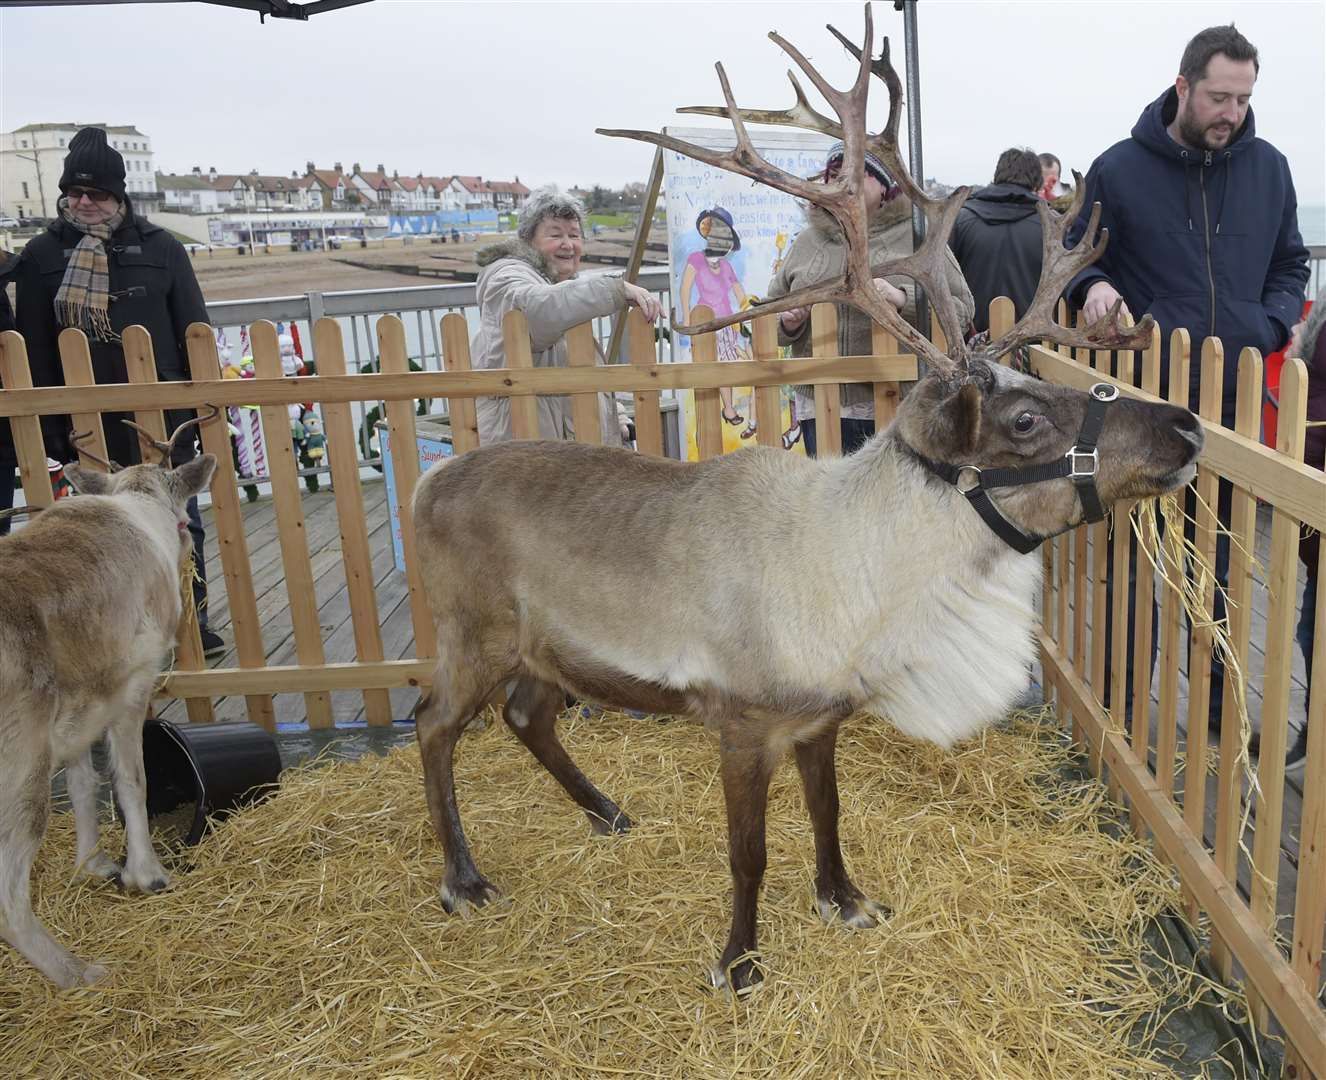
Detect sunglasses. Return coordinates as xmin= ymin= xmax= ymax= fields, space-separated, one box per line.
xmin=65 ymin=187 xmax=116 ymax=204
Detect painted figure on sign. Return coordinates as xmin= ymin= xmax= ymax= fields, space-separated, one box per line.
xmin=678 ymin=207 xmax=750 ymax=427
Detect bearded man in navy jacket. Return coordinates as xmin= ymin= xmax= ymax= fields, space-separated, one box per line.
xmin=1066 ymin=24 xmax=1309 ymax=733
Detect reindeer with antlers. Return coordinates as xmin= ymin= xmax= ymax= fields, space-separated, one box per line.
xmin=410 ymin=7 xmax=1204 ymax=992
xmin=0 ymin=414 xmax=216 ymax=988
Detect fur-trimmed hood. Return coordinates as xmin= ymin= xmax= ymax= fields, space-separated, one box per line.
xmin=475 ymin=238 xmax=556 ymax=282
xmin=804 ymin=191 xmax=912 ymax=241
xmin=1298 ymin=285 xmax=1326 ymax=375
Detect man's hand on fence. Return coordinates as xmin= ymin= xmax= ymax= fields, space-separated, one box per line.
xmin=1084 ymin=281 xmax=1132 ymax=327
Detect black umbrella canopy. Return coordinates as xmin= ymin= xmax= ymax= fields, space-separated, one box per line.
xmin=2 ymin=0 xmax=374 ymax=23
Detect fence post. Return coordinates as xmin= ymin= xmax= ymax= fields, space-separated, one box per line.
xmin=870 ymin=319 xmax=902 ymax=431
xmin=1126 ymin=322 xmax=1162 ymax=836
xmin=1209 ymin=347 xmax=1263 ymax=983
xmin=58 ymin=329 xmax=111 ymax=470
xmin=440 ymin=313 xmax=479 ymax=455
xmin=565 ymin=321 xmax=603 ymax=445
xmin=312 ymin=317 xmax=393 ymax=726
xmin=1248 ymin=355 xmax=1309 ymax=1034
xmin=251 ymin=320 xmax=334 ymax=729
xmin=502 ymin=310 xmax=541 ymax=440
xmin=810 ymin=303 xmax=842 ymax=458
xmin=1180 ymin=336 xmax=1226 ymax=922
xmin=0 ymin=331 xmax=55 ymax=510
xmin=1288 ymin=533 xmax=1326 ymax=1080
xmin=629 ymin=309 xmax=665 ymax=457
xmin=184 ymin=323 xmax=275 ymax=731
xmin=378 ymin=315 xmax=437 ymax=659
xmin=123 ymin=325 xmax=214 ymax=724
xmin=690 ymin=305 xmax=723 ymax=460
xmin=1155 ymin=328 xmax=1191 ymax=804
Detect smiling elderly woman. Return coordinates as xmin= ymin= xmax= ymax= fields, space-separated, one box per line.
xmin=471 ymin=186 xmax=660 ymax=445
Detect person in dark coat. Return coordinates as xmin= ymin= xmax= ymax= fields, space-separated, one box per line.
xmin=0 ymin=249 xmax=17 ymax=536
xmin=949 ymin=148 xmax=1044 ymax=333
xmin=1063 ymin=25 xmax=1310 ymax=731
xmin=10 ymin=127 xmax=224 ymax=654
xmin=1066 ymin=26 xmax=1308 ymax=420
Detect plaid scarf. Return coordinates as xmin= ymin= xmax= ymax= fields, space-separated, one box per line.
xmin=55 ymin=199 xmax=126 ymax=342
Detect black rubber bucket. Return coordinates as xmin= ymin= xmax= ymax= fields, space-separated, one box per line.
xmin=140 ymin=718 xmax=283 ymax=846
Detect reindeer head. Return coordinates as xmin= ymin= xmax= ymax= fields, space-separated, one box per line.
xmin=601 ymin=4 xmax=1204 ymax=552
xmin=64 ymin=410 xmax=219 ymax=558
xmin=896 ymin=361 xmax=1202 ymax=550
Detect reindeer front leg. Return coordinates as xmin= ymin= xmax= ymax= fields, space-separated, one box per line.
xmin=104 ymin=695 xmax=170 ymax=894
xmin=794 ymin=723 xmax=890 ymax=928
xmin=712 ymin=731 xmax=777 ymax=993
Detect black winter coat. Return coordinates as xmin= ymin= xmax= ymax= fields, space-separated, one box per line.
xmin=1066 ymin=88 xmax=1309 ymax=420
xmin=1 ymin=253 xmax=19 ymax=465
xmin=11 ymin=203 xmax=209 ymax=465
xmin=948 ymin=183 xmax=1043 ymax=333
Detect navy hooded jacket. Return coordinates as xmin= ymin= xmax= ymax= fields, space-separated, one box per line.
xmin=1066 ymin=86 xmax=1309 ymax=419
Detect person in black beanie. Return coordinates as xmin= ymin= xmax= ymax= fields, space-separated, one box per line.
xmin=9 ymin=126 xmax=226 ymax=656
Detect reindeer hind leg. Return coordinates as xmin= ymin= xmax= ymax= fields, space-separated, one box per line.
xmin=0 ymin=743 xmax=106 ymax=987
xmin=417 ymin=651 xmax=502 ymax=916
xmin=504 ymin=676 xmax=632 ymax=836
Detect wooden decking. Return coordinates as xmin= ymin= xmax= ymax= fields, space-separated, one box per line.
xmin=158 ymin=477 xmax=421 ymax=729
xmin=164 ymin=478 xmax=1315 ymax=956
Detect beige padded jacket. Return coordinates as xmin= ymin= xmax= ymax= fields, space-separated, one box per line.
xmin=766 ymin=197 xmax=974 ymax=422
xmin=471 ymin=240 xmax=628 ymax=445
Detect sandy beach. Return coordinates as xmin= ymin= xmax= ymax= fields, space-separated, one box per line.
xmin=192 ymin=225 xmax=667 ymax=302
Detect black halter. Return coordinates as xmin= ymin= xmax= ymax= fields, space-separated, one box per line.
xmin=905 ymin=382 xmax=1120 ymax=555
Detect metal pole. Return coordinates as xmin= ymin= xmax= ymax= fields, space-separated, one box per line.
xmin=894 ymin=0 xmax=929 ymax=339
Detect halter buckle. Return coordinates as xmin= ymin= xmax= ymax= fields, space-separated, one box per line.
xmin=954 ymin=464 xmax=982 ymax=492
xmin=1066 ymin=446 xmax=1099 ymax=478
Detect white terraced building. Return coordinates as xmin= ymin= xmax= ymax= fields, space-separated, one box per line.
xmin=0 ymin=122 xmax=159 ymax=220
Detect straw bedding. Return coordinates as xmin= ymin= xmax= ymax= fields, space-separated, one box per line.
xmin=2 ymin=709 xmax=1231 ymax=1079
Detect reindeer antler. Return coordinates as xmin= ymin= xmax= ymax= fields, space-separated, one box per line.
xmin=599 ymin=4 xmax=969 ymax=375
xmin=122 ymin=405 xmax=220 ymax=467
xmin=599 ymin=3 xmax=1153 ymax=376
xmin=69 ymin=428 xmax=123 ymax=473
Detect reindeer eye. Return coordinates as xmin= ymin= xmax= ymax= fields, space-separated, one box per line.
xmin=1013 ymin=412 xmax=1040 ymax=434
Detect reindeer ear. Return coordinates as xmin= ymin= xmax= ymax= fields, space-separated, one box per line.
xmin=64 ymin=466 xmax=113 ymax=495
xmin=169 ymin=454 xmax=217 ymax=500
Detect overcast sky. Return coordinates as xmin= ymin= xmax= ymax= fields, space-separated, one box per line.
xmin=2 ymin=0 xmax=1323 ymax=211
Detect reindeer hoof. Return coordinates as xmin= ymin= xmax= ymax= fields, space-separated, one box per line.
xmin=52 ymin=957 xmax=108 ymax=990
xmin=81 ymin=852 xmax=122 ymax=882
xmin=587 ymin=808 xmax=633 ymax=836
xmin=709 ymin=953 xmax=763 ymax=995
xmin=118 ymin=866 xmax=171 ymax=895
xmin=816 ymin=893 xmax=891 ymax=929
xmin=439 ymin=874 xmax=502 ymax=916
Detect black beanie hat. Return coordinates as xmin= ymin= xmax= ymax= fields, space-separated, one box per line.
xmin=59 ymin=127 xmax=127 ymax=202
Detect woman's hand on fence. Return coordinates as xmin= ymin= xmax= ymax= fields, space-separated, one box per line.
xmin=623 ymin=282 xmax=662 ymax=323
xmin=780 ymin=306 xmax=810 ymax=333
xmin=872 ymin=278 xmax=906 ymax=310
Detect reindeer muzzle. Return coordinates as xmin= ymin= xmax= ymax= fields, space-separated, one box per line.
xmin=910 ymin=382 xmax=1120 ymax=555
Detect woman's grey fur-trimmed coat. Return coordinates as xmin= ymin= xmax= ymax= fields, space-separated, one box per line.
xmin=766 ymin=196 xmax=974 ymax=422
xmin=471 ymin=240 xmax=628 ymax=445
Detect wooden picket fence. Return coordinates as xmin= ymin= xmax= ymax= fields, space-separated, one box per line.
xmin=0 ymin=297 xmax=1322 ymax=1074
